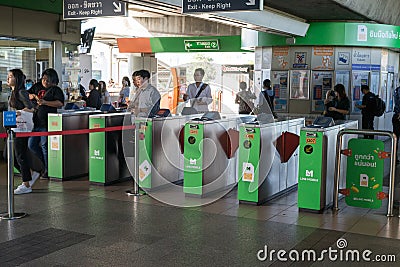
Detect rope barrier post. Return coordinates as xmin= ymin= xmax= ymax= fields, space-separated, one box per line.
xmin=1 ymin=129 xmax=27 ymax=220
xmin=126 ymin=119 xmax=144 ymax=197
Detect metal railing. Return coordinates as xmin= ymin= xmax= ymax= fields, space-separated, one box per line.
xmin=333 ymin=129 xmax=397 ymax=217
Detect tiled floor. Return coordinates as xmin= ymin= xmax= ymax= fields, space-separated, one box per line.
xmin=0 ymin=160 xmax=400 ymax=266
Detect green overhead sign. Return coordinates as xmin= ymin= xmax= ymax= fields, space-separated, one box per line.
xmin=184 ymin=40 xmax=220 ymax=51
xmin=253 ymin=22 xmax=400 ymax=49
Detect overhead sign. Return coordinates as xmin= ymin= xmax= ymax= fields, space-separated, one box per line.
xmin=63 ymin=0 xmax=127 ymax=20
xmin=182 ymin=0 xmax=263 ymax=13
xmin=184 ymin=40 xmax=220 ymax=51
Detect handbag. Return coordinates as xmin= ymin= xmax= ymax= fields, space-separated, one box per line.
xmin=12 ymin=110 xmax=34 ymax=132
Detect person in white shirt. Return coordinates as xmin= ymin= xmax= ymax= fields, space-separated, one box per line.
xmin=129 ymin=69 xmax=161 ymax=117
xmin=184 ymin=68 xmax=213 ymax=113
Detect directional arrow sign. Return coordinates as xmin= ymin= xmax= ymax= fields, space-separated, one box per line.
xmin=184 ymin=40 xmax=220 ymax=51
xmin=182 ymin=0 xmax=263 ymax=13
xmin=113 ymin=2 xmax=122 ymax=13
xmin=64 ymin=0 xmax=127 ymax=20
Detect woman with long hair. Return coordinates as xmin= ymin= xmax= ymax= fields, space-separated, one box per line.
xmin=7 ymin=69 xmax=40 ymax=194
xmin=99 ymin=80 xmax=110 ymax=104
xmin=327 ymin=83 xmax=350 ymax=120
xmin=86 ymin=79 xmax=102 ymax=109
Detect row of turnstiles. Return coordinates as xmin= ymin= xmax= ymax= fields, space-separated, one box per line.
xmin=45 ymin=108 xmax=358 ymax=211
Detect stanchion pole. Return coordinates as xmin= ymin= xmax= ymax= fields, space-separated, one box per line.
xmin=1 ymin=129 xmax=27 ymax=220
xmin=126 ymin=120 xmax=144 ymax=196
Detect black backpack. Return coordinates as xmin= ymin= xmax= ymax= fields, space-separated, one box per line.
xmin=372 ymin=95 xmax=386 ymax=117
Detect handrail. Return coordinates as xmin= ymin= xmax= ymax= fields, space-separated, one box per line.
xmin=333 ymin=129 xmax=397 ymax=217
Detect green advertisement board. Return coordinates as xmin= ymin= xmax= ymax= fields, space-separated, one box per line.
xmin=89 ymin=117 xmax=106 ymax=183
xmin=345 ymin=139 xmax=384 ymax=209
xmin=237 ymin=126 xmax=261 ymax=203
xmin=48 ymin=115 xmax=63 ymax=179
xmin=297 ymin=130 xmax=324 ymax=211
xmin=183 ymin=123 xmax=204 ymax=195
xmin=137 ymin=119 xmax=153 ymax=189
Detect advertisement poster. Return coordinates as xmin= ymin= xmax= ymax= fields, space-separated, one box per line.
xmin=345 ymin=139 xmax=384 ymax=209
xmin=312 ymin=47 xmax=334 ymax=70
xmin=271 ymin=71 xmax=289 ymax=111
xmin=335 ymin=71 xmax=350 ymax=96
xmin=290 ymin=70 xmax=310 ymax=100
xmin=293 ymin=52 xmax=308 ymax=69
xmin=272 ymin=47 xmax=290 ymax=70
xmin=352 ymin=71 xmax=369 ymax=113
xmin=311 ymin=71 xmax=333 ymax=112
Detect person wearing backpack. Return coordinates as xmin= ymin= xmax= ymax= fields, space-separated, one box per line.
xmin=257 ymin=79 xmax=278 ymax=118
xmin=355 ymin=85 xmax=375 ymax=139
xmin=392 ymin=83 xmax=400 ymax=163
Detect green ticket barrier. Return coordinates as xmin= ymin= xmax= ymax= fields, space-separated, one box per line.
xmin=89 ymin=116 xmax=106 ymax=183
xmin=48 ymin=112 xmax=94 ymax=180
xmin=298 ymin=130 xmax=325 ymax=212
xmin=344 ymin=139 xmax=384 ymax=209
xmin=89 ymin=113 xmax=132 ymax=185
xmin=137 ymin=119 xmax=153 ymax=189
xmin=183 ymin=123 xmax=204 ymax=195
xmin=48 ymin=114 xmax=63 ymax=180
xmin=237 ymin=126 xmax=261 ymax=203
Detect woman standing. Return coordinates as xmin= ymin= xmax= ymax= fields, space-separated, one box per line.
xmin=99 ymin=80 xmax=110 ymax=104
xmin=86 ymin=79 xmax=102 ymax=109
xmin=326 ymin=83 xmax=350 ymax=120
xmin=8 ymin=69 xmax=40 ymax=194
xmin=118 ymin=76 xmax=131 ymax=107
xmin=235 ymin=81 xmax=256 ymax=114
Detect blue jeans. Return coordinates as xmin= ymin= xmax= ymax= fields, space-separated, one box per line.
xmin=28 ymin=127 xmax=48 ymax=171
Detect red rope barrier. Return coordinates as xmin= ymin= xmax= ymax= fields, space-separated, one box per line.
xmin=0 ymin=124 xmax=136 ymax=138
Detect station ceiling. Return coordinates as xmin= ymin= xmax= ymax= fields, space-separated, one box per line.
xmin=263 ymin=0 xmax=369 ymax=22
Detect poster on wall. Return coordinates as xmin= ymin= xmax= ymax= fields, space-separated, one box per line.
xmin=272 ymin=47 xmax=290 ymax=70
xmin=335 ymin=71 xmax=350 ymax=96
xmin=312 ymin=47 xmax=334 ymax=70
xmin=311 ymin=71 xmax=333 ymax=112
xmin=352 ymin=71 xmax=369 ymax=113
xmin=271 ymin=71 xmax=289 ymax=112
xmin=293 ymin=52 xmax=308 ymax=69
xmin=290 ymin=70 xmax=310 ymax=100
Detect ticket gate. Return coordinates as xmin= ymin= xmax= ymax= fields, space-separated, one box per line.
xmin=136 ymin=113 xmax=195 ymax=191
xmin=89 ymin=112 xmax=133 ymax=185
xmin=237 ymin=118 xmax=305 ymax=205
xmin=297 ymin=120 xmax=358 ymax=212
xmin=48 ymin=110 xmax=100 ymax=180
xmin=182 ymin=113 xmax=242 ymax=196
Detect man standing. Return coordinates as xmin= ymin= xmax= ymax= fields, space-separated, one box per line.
xmin=184 ymin=68 xmax=213 ymax=113
xmin=355 ymin=85 xmax=375 ymax=139
xmin=129 ymin=69 xmax=161 ymax=117
xmin=258 ymin=79 xmax=277 ymax=118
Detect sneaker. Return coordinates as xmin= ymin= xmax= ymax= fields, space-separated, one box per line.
xmin=29 ymin=171 xmax=40 ymax=187
xmin=14 ymin=184 xmax=32 ymax=195
xmin=40 ymin=170 xmax=48 ymax=179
